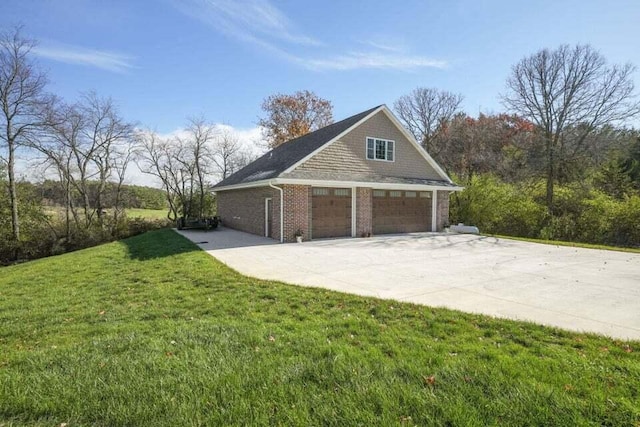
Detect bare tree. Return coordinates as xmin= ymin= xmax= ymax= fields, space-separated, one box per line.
xmin=80 ymin=93 xmax=134 ymax=225
xmin=258 ymin=90 xmax=333 ymax=148
xmin=35 ymin=100 xmax=83 ymax=238
xmin=502 ymin=44 xmax=640 ymax=212
xmin=212 ymin=128 xmax=255 ymax=181
xmin=0 ymin=27 xmax=49 ymax=241
xmin=137 ymin=118 xmax=256 ymax=220
xmin=110 ymin=137 xmax=135 ymax=232
xmin=179 ymin=117 xmax=215 ymax=218
xmin=33 ymin=94 xmax=134 ymax=238
xmin=393 ymin=87 xmax=463 ymax=158
xmin=136 ymin=125 xmax=213 ymax=221
xmin=135 ymin=131 xmax=181 ymax=220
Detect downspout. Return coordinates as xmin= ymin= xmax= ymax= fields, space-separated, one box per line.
xmin=269 ymin=181 xmax=284 ymax=243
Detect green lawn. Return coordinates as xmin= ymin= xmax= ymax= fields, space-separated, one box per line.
xmin=486 ymin=233 xmax=640 ymax=254
xmin=0 ymin=230 xmax=638 ymax=426
xmin=125 ymin=208 xmax=169 ymax=220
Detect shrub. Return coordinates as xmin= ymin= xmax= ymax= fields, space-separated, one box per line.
xmin=450 ymin=175 xmax=640 ymax=248
xmin=450 ymin=174 xmax=546 ymax=237
xmin=574 ymin=191 xmax=618 ymax=244
xmin=609 ymin=195 xmax=640 ymax=247
xmin=0 ymin=214 xmax=174 ymax=265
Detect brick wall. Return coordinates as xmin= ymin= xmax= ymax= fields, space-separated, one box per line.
xmin=216 ymin=187 xmax=279 ymax=239
xmin=436 ymin=190 xmax=450 ymax=231
xmin=217 ymin=185 xmax=450 ymax=240
xmin=355 ymin=187 xmax=372 ymax=237
xmin=282 ymin=184 xmax=311 ymax=242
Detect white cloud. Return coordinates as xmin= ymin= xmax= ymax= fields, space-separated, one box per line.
xmin=212 ymin=123 xmax=265 ymax=153
xmin=172 ymin=0 xmax=447 ymax=72
xmin=359 ymin=39 xmax=406 ymax=53
xmin=173 ymin=0 xmax=321 ymax=47
xmin=154 ymin=124 xmax=264 ymax=156
xmin=32 ymin=43 xmax=134 ymax=73
xmin=303 ymin=52 xmax=448 ymax=72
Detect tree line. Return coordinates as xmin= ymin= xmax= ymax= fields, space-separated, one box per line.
xmin=0 ymin=27 xmax=252 ymax=263
xmin=389 ymin=46 xmax=640 ymax=246
xmin=35 ymin=180 xmax=166 ymax=210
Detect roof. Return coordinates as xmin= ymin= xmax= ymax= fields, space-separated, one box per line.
xmin=212 ymin=104 xmax=459 ymax=191
xmin=212 ymin=105 xmax=382 ymax=188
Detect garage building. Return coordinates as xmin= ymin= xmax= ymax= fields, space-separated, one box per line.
xmin=212 ymin=105 xmax=462 ymax=242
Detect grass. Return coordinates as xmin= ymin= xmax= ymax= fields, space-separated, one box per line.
xmin=486 ymin=233 xmax=640 ymax=254
xmin=0 ymin=230 xmax=638 ymax=426
xmin=43 ymin=207 xmax=169 ymax=220
xmin=124 ymin=208 xmax=169 ymax=220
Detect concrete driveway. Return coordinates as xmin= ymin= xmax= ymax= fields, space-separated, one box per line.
xmin=176 ymin=227 xmax=640 ymax=340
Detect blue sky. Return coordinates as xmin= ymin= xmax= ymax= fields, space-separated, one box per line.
xmin=3 ymin=0 xmax=640 ymax=134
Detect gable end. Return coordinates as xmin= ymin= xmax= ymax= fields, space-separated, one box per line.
xmin=289 ymin=108 xmax=448 ymax=181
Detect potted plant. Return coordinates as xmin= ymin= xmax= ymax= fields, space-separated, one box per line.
xmin=294 ymin=229 xmax=304 ymax=243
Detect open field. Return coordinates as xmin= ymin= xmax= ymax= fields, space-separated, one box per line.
xmin=0 ymin=230 xmax=638 ymax=426
xmin=125 ymin=208 xmax=169 ymax=220
xmin=42 ymin=207 xmax=169 ymax=220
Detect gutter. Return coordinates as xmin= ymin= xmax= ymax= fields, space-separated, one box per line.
xmin=268 ymin=181 xmax=284 ymax=243
xmin=214 ymin=178 xmax=464 ymax=193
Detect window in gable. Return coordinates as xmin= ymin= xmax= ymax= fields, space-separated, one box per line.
xmin=375 ymin=139 xmax=386 ymax=159
xmin=366 ymin=137 xmax=395 ymax=162
xmin=367 ymin=138 xmax=375 ymax=159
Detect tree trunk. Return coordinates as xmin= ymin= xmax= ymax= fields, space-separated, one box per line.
xmin=82 ymin=190 xmax=91 ymax=227
xmin=8 ymin=140 xmax=19 ymax=241
xmin=65 ymin=179 xmax=71 ymax=239
xmin=95 ymin=188 xmax=103 ymax=226
xmin=545 ymin=136 xmax=555 ymax=215
xmin=167 ymin=192 xmax=178 ymax=221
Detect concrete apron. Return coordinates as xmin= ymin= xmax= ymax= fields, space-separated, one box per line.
xmin=176 ymin=227 xmax=640 ymax=340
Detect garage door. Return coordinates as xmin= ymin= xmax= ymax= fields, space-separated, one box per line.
xmin=312 ymin=187 xmax=352 ymax=239
xmin=373 ymin=190 xmax=432 ymax=234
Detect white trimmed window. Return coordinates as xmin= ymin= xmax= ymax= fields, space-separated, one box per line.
xmin=389 ymin=191 xmax=402 ymax=198
xmin=334 ymin=189 xmax=350 ymax=197
xmin=366 ymin=137 xmax=394 ymax=161
xmin=405 ymin=191 xmax=417 ymax=198
xmin=313 ymin=188 xmax=329 ymax=196
xmin=420 ymin=192 xmax=432 ymax=198
xmin=373 ymin=190 xmax=386 ymax=197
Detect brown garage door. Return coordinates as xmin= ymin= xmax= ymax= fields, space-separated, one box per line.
xmin=312 ymin=187 xmax=352 ymax=239
xmin=373 ymin=190 xmax=432 ymax=234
